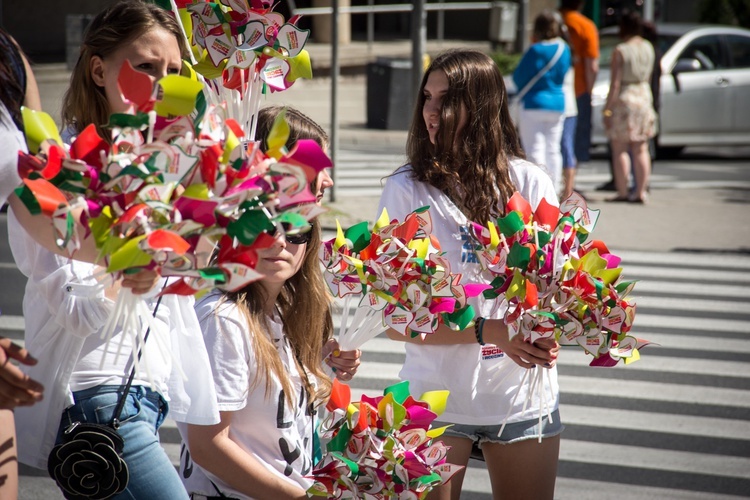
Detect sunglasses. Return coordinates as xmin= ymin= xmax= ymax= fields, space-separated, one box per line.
xmin=269 ymin=223 xmax=313 ymax=245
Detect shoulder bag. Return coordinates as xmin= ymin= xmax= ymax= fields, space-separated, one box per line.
xmin=509 ymin=41 xmax=566 ymax=127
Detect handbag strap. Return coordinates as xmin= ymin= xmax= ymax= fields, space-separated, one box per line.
xmin=109 ymin=280 xmax=167 ymax=429
xmin=514 ymin=40 xmax=566 ymax=103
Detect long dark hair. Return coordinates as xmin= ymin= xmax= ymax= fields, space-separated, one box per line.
xmin=406 ymin=49 xmax=523 ymax=223
xmin=0 ymin=28 xmax=27 ymax=129
xmin=62 ymin=0 xmax=189 ymax=138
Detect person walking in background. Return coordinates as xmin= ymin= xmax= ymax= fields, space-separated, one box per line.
xmin=603 ymin=10 xmax=657 ymax=204
xmin=558 ymin=14 xmax=579 ymax=200
xmin=379 ymin=49 xmax=562 ymax=500
xmin=560 ymin=0 xmax=599 ymax=178
xmin=513 ymin=11 xmax=571 ymax=194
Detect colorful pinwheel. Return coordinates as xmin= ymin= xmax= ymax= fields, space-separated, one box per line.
xmin=163 ymin=0 xmax=313 ymax=141
xmin=14 ymin=64 xmax=331 ymax=375
xmin=320 ymin=207 xmax=488 ymax=350
xmin=308 ymin=379 xmax=463 ymax=499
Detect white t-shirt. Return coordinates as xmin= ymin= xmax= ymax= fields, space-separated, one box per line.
xmin=376 ymin=159 xmax=561 ymax=426
xmin=0 ymin=103 xmax=23 ymax=207
xmin=180 ymin=292 xmax=314 ymax=499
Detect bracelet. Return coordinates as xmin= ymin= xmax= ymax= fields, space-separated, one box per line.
xmin=474 ymin=317 xmax=486 ymax=346
xmin=602 ymin=109 xmax=613 ymax=117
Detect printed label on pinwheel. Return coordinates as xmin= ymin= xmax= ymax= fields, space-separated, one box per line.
xmin=609 ymin=335 xmax=639 ymax=359
xmin=576 ymin=332 xmax=605 ymax=356
xmin=276 ymin=24 xmax=310 ymax=57
xmin=602 ymin=305 xmax=627 ymax=333
xmin=558 ymin=320 xmax=584 ymax=345
xmin=360 ymin=291 xmax=388 ymax=311
xmin=217 ymin=261 xmax=264 ymax=291
xmin=235 ymin=21 xmax=268 ymax=52
xmin=385 ymin=310 xmax=414 ymax=335
xmin=260 ymin=57 xmax=290 ymax=91
xmin=434 ymin=462 xmax=465 ymax=483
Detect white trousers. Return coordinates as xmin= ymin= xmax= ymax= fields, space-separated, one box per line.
xmin=518 ymin=108 xmax=565 ymax=194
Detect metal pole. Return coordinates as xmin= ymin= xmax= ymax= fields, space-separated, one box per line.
xmin=367 ymin=0 xmax=374 ymax=53
xmin=329 ymin=0 xmax=339 ymax=203
xmin=411 ymin=0 xmax=427 ymax=109
xmin=437 ymin=0 xmax=445 ymax=43
xmin=642 ymin=0 xmax=655 ymax=22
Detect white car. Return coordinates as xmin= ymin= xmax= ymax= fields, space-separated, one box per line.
xmin=591 ymin=24 xmax=750 ymax=157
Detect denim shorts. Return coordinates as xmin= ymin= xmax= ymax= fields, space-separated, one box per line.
xmin=561 ymin=116 xmax=578 ymax=168
xmin=436 ymin=409 xmax=564 ymax=446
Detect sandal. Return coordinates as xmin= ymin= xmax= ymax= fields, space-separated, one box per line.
xmin=606 ymin=195 xmax=630 ymax=202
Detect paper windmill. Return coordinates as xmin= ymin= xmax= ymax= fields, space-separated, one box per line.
xmin=17 ymin=64 xmax=331 ymax=292
xmin=467 ymin=192 xmax=654 ymax=438
xmin=308 ymin=379 xmax=463 ymax=499
xmin=320 ymin=207 xmax=488 ymax=350
xmin=161 ymin=0 xmax=313 ymax=141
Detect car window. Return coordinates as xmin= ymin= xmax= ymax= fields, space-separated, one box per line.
xmin=726 ymin=34 xmax=750 ymax=68
xmin=678 ymin=35 xmax=726 ymax=70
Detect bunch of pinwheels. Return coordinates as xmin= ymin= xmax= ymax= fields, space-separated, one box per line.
xmin=308 ymin=379 xmax=463 ymax=499
xmin=164 ymin=0 xmax=313 ymax=140
xmin=320 ymin=207 xmax=488 ymax=350
xmin=468 ymin=192 xmax=652 ymax=438
xmin=469 ymin=192 xmax=648 ymax=367
xmin=15 ymin=65 xmax=330 ymax=296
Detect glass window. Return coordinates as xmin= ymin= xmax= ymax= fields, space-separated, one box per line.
xmin=678 ymin=36 xmax=726 ymax=70
xmin=726 ymin=34 xmax=750 ymax=68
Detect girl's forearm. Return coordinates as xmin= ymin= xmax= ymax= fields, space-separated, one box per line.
xmin=187 ymin=424 xmax=308 ymax=500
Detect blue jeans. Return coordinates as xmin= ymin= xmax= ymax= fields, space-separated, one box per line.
xmin=56 ymin=385 xmax=189 ymax=500
xmin=574 ymin=93 xmax=592 ymax=162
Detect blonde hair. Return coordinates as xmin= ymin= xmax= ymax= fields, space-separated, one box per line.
xmin=61 ymin=0 xmax=189 ymax=139
xmin=221 ymin=219 xmax=333 ymax=408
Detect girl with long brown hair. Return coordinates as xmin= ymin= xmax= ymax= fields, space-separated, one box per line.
xmin=378 ymin=49 xmax=563 ymax=499
xmin=180 ymin=218 xmax=334 ymax=499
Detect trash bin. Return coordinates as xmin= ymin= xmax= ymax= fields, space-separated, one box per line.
xmin=66 ymin=14 xmax=95 ymax=70
xmin=367 ymin=58 xmax=414 ymax=130
xmin=489 ymin=1 xmax=518 ymax=44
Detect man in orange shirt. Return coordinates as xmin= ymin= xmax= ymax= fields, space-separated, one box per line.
xmin=560 ymin=0 xmax=599 ymax=164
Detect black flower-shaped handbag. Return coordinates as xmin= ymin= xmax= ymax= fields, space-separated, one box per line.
xmin=47 ymin=420 xmax=129 ymax=499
